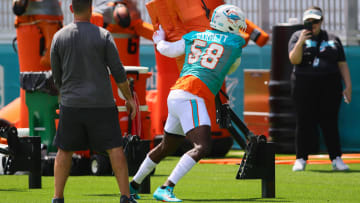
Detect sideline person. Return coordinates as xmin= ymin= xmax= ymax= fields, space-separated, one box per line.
xmin=128 ymin=4 xmax=247 ymax=202
xmin=288 ymin=6 xmax=352 ymax=172
xmin=91 ymin=0 xmax=153 ymax=66
xmin=50 ymin=0 xmax=137 ymax=202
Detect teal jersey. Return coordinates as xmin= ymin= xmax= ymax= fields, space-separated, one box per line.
xmin=181 ymin=30 xmax=245 ymax=95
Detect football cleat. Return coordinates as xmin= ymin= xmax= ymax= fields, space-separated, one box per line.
xmin=153 ymin=186 xmax=182 ymax=202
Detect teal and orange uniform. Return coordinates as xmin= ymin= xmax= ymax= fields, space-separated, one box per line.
xmin=172 ymin=29 xmax=245 ymax=102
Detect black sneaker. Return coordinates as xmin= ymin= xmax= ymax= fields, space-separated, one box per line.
xmin=129 ymin=195 xmax=138 ymax=203
xmin=52 ymin=198 xmax=64 ymax=203
xmin=120 ymin=195 xmax=138 ymax=203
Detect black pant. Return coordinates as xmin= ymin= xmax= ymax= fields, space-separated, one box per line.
xmin=292 ymin=73 xmax=343 ymax=160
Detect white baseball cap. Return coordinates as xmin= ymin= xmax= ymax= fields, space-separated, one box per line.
xmin=303 ymin=9 xmax=322 ymax=21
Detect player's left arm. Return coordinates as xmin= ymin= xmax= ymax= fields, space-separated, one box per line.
xmin=153 ymin=25 xmax=185 ymax=58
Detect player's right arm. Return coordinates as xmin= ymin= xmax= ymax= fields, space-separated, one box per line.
xmin=153 ymin=25 xmax=185 ymax=58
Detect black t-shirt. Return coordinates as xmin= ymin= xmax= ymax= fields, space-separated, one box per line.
xmin=51 ymin=22 xmax=127 ymax=108
xmin=288 ymin=30 xmax=346 ymax=75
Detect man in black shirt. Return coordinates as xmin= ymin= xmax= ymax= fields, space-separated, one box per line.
xmin=50 ymin=0 xmax=137 ymax=202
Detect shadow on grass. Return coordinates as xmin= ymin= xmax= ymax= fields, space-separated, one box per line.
xmin=84 ymin=195 xmax=291 ymax=202
xmin=162 ymin=157 xmax=180 ymax=161
xmin=183 ymin=197 xmax=290 ymax=202
xmin=150 ymin=174 xmax=169 ymax=178
xmin=0 ymin=188 xmax=27 ymax=192
xmin=84 ymin=193 xmax=118 ymax=197
xmin=217 ymin=155 xmax=243 ymax=159
xmin=309 ymin=169 xmax=360 ymax=173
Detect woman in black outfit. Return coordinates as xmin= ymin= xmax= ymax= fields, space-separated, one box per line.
xmin=288 ymin=6 xmax=352 ymax=171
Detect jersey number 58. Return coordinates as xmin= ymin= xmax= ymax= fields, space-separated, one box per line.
xmin=188 ymin=39 xmax=224 ymax=69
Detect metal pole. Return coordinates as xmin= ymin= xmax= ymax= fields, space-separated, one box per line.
xmin=344 ymin=0 xmax=359 ymax=45
xmin=28 ymin=136 xmax=42 ymax=189
xmin=259 ymin=0 xmax=270 ymax=33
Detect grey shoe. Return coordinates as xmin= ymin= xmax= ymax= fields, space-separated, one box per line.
xmin=292 ymin=158 xmax=306 ymax=171
xmin=332 ymin=156 xmax=349 ymax=171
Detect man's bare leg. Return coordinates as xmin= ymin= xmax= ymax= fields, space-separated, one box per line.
xmin=107 ymin=146 xmax=130 ymax=197
xmin=131 ymin=133 xmax=185 ymax=188
xmin=151 ymin=126 xmax=211 ymax=202
xmin=164 ymin=125 xmax=212 ymax=187
xmin=53 ymin=149 xmax=74 ymax=199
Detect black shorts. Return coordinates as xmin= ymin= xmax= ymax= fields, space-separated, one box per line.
xmin=54 ymin=105 xmax=123 ymax=152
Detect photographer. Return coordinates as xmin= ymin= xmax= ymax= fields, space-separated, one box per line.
xmin=288 ymin=6 xmax=352 ymax=171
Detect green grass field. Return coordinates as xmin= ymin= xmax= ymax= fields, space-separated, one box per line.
xmin=0 ymin=151 xmax=359 ymax=203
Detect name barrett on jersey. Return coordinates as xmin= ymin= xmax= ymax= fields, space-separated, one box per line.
xmin=195 ymin=32 xmax=229 ymax=43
